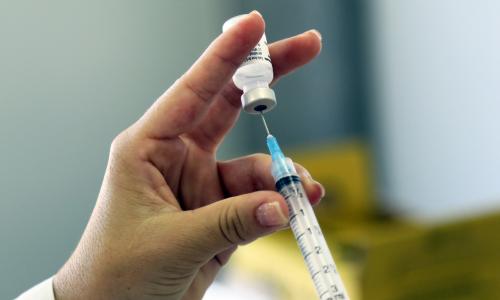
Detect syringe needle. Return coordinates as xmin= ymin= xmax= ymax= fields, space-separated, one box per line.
xmin=260 ymin=112 xmax=271 ymax=136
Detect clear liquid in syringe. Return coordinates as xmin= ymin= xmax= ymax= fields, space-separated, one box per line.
xmin=276 ymin=175 xmax=349 ymax=300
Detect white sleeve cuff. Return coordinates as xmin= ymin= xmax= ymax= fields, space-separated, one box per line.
xmin=16 ymin=277 xmax=55 ymax=300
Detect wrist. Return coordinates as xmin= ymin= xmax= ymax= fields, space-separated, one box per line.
xmin=53 ymin=257 xmax=111 ymax=300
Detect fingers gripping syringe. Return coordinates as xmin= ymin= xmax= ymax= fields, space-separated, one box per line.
xmin=261 ymin=114 xmax=349 ymax=300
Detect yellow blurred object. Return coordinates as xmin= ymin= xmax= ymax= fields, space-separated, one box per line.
xmin=334 ymin=212 xmax=500 ymax=299
xmin=290 ymin=140 xmax=375 ymax=220
xmin=233 ymin=212 xmax=500 ymax=300
xmin=232 ymin=140 xmax=370 ymax=299
xmin=231 ymin=231 xmax=360 ymax=300
xmin=230 ymin=140 xmax=500 ymax=299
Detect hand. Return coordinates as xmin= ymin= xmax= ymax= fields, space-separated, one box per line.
xmin=53 ymin=11 xmax=323 ymax=300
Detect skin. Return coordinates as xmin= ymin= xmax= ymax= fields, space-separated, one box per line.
xmin=53 ymin=11 xmax=323 ymax=300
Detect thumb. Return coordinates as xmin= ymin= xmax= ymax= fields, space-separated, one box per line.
xmin=188 ymin=191 xmax=289 ymax=258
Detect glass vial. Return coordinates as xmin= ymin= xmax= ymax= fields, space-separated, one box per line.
xmin=223 ymin=15 xmax=277 ymax=114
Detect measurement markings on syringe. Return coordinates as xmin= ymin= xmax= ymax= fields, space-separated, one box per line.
xmin=275 ymin=174 xmax=349 ymax=299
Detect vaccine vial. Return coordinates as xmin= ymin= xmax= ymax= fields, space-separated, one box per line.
xmin=223 ymin=15 xmax=277 ymax=114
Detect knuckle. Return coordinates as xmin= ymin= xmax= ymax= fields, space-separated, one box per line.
xmin=110 ymin=130 xmax=128 ymax=153
xmin=251 ymin=153 xmax=271 ymax=162
xmin=294 ymin=162 xmax=306 ymax=172
xmin=250 ymin=153 xmax=271 ymax=190
xmin=218 ymin=204 xmax=249 ymax=245
xmin=295 ymin=163 xmax=313 ymax=182
xmin=181 ymin=76 xmax=215 ymax=104
xmin=109 ymin=129 xmax=138 ymax=165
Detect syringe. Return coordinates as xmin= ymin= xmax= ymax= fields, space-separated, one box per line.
xmin=260 ymin=114 xmax=349 ymax=300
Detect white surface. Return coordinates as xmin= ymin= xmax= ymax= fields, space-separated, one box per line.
xmin=15 ymin=277 xmax=54 ymax=300
xmin=15 ymin=276 xmax=274 ymax=300
xmin=370 ymin=0 xmax=500 ymax=221
xmin=204 ymin=279 xmax=275 ymax=300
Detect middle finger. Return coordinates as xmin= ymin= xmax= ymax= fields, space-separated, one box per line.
xmin=218 ymin=153 xmax=325 ymax=206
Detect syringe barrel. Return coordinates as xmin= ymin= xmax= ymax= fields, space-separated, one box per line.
xmin=276 ymin=175 xmax=349 ymax=300
xmin=266 ymin=134 xmax=349 ymax=299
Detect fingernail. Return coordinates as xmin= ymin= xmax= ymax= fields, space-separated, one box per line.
xmin=317 ymin=182 xmax=326 ymax=199
xmin=310 ymin=29 xmax=322 ymax=41
xmin=256 ymin=201 xmax=288 ymax=227
xmin=299 ymin=170 xmax=325 ymax=201
xmin=250 ymin=10 xmax=262 ymax=17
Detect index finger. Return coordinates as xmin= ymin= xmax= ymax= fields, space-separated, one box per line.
xmin=138 ymin=11 xmax=265 ymax=139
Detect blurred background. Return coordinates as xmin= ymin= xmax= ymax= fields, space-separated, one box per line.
xmin=1 ymin=0 xmax=500 ymax=299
